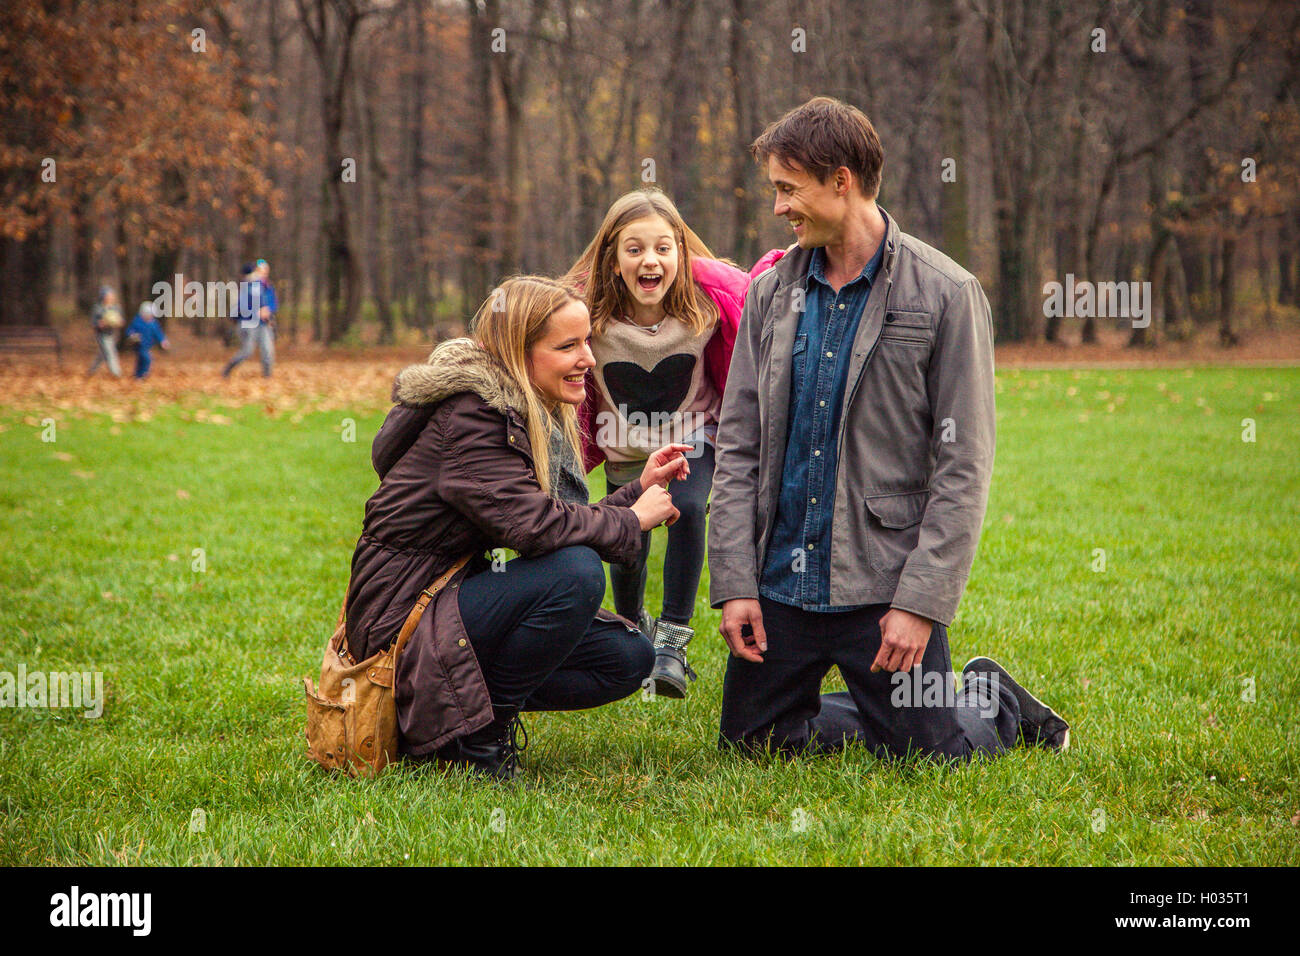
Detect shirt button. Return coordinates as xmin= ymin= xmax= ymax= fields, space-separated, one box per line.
xmin=457 ymin=639 xmax=467 ymax=647
xmin=813 ymin=449 xmax=821 ymax=456
xmin=819 ymin=400 xmax=826 ymax=407
xmin=838 ymin=304 xmax=845 ymax=310
xmin=807 ymin=543 xmax=815 ymax=550
xmin=508 ymin=435 xmax=515 ymax=443
xmin=810 ymin=497 xmax=817 ymax=504
xmin=826 ymin=351 xmax=833 ymax=358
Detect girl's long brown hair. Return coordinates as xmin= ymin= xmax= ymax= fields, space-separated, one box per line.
xmin=469 ymin=275 xmax=584 ymax=497
xmin=564 ymin=189 xmax=731 ymax=338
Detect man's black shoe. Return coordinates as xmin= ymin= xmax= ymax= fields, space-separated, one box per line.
xmin=962 ymin=656 xmax=1070 ymax=752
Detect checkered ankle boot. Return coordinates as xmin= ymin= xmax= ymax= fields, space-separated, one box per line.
xmin=647 ymin=619 xmax=697 ymax=699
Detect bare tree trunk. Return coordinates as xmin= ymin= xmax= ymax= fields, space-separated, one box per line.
xmin=0 ymin=229 xmax=52 ymax=327
xmin=295 ymin=0 xmax=367 ymax=344
xmin=114 ymin=214 xmax=146 ymax=312
xmin=407 ymin=0 xmax=432 ymax=330
xmin=264 ymin=0 xmax=283 ymax=256
xmin=313 ymin=230 xmax=325 ymax=342
xmin=664 ymin=0 xmax=699 ymax=224
xmin=728 ymin=0 xmax=759 ymax=265
xmin=463 ymin=0 xmax=496 ymax=316
xmin=1131 ymin=146 xmax=1169 ymax=348
xmin=1164 ymin=236 xmax=1194 ymax=341
xmin=554 ymin=0 xmax=601 ymax=246
xmin=1131 ymin=231 xmax=1168 ymax=348
xmin=1279 ymin=212 xmax=1296 ymax=306
xmin=1258 ymin=228 xmax=1275 ymax=328
xmin=936 ymin=0 xmax=971 ymax=298
xmin=1205 ymin=244 xmax=1221 ymax=326
xmin=1218 ymin=235 xmax=1238 ymax=346
xmin=287 ymin=38 xmax=308 ymax=346
xmin=977 ymin=0 xmax=1059 ymax=343
xmin=72 ymin=201 xmax=96 ymax=319
xmin=358 ymin=43 xmax=393 ymax=344
xmin=489 ymin=0 xmax=541 ymax=276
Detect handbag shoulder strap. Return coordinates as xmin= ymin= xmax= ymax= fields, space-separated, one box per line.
xmin=390 ymin=553 xmax=473 ymax=658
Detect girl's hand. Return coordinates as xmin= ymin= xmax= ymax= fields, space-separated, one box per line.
xmin=630 ymin=484 xmax=680 ymax=531
xmin=640 ymin=443 xmax=692 ymax=489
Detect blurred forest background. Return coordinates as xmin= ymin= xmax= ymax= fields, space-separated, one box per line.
xmin=2 ymin=0 xmax=1299 ymax=350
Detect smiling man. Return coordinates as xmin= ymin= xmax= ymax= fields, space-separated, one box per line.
xmin=708 ymin=97 xmax=1069 ymax=761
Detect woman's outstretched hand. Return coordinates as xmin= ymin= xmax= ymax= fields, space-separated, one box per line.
xmin=640 ymin=443 xmax=692 ymax=489
xmin=631 ymin=484 xmax=680 ymax=531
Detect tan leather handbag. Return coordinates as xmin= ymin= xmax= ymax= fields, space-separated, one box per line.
xmin=303 ymin=555 xmax=471 ymax=778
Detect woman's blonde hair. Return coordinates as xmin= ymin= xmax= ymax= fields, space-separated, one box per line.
xmin=564 ymin=189 xmax=731 ymax=337
xmin=469 ymin=275 xmax=585 ymax=497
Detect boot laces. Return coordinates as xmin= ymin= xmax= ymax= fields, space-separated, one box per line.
xmin=499 ymin=714 xmax=527 ymax=775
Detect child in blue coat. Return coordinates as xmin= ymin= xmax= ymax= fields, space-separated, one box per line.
xmin=124 ymin=303 xmax=170 ymax=379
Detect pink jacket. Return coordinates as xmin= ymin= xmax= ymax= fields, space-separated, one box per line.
xmin=580 ymin=255 xmax=769 ymax=473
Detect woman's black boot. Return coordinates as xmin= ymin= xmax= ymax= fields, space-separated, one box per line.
xmin=437 ymin=709 xmax=527 ymax=782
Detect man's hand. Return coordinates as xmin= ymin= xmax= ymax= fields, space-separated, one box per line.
xmin=639 ymin=443 xmax=692 ymax=489
xmin=719 ymin=598 xmax=767 ymax=663
xmin=871 ymin=607 xmax=932 ymax=673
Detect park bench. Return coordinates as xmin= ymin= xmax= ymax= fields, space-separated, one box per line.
xmin=0 ymin=325 xmax=63 ymax=365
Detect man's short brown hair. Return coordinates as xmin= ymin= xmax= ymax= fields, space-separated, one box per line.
xmin=750 ymin=96 xmax=884 ymax=198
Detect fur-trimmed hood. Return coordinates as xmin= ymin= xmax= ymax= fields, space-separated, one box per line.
xmin=391 ymin=336 xmax=528 ymax=417
xmin=386 ymin=336 xmax=589 ymax=504
xmin=372 ymin=338 xmax=533 ymax=480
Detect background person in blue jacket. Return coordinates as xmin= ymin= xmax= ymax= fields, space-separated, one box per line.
xmin=222 ymin=258 xmax=278 ymax=377
xmin=123 ymin=302 xmax=169 ymax=379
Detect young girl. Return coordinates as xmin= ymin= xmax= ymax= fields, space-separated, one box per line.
xmin=566 ymin=190 xmax=751 ymax=698
xmin=343 ymin=276 xmax=688 ymax=780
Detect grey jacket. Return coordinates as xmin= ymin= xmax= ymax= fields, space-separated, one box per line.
xmin=708 ymin=211 xmax=996 ymax=626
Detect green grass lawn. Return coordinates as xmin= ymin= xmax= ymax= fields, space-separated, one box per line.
xmin=1 ymin=366 xmax=1297 ymax=865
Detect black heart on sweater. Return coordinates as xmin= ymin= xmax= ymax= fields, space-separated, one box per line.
xmin=602 ymin=353 xmax=696 ymax=420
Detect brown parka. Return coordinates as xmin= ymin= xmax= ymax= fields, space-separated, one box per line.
xmin=344 ymin=338 xmax=646 ymax=757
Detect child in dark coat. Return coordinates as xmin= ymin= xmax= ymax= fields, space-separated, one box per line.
xmin=124 ymin=302 xmax=170 ymax=379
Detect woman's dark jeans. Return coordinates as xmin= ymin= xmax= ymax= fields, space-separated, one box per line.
xmin=457 ymin=545 xmax=654 ymax=714
xmin=604 ymin=441 xmax=715 ymax=626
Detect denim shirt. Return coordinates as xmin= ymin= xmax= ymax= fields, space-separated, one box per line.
xmin=758 ymin=225 xmax=887 ymax=611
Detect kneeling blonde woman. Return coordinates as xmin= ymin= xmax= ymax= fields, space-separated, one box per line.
xmin=343 ymin=276 xmax=689 ymax=780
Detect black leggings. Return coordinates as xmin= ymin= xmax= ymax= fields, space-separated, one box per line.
xmin=604 ymin=441 xmax=715 ymax=626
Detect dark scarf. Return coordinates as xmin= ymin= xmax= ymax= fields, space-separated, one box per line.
xmin=547 ymin=412 xmax=589 ymax=505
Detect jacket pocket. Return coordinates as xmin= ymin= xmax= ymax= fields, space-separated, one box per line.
xmin=880 ymin=310 xmax=933 ymax=348
xmin=864 ymin=489 xmax=928 ymax=575
xmin=790 ymin=333 xmax=808 ymax=385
